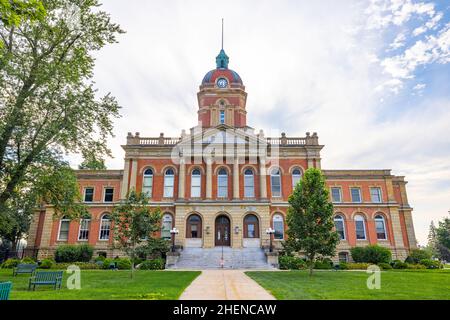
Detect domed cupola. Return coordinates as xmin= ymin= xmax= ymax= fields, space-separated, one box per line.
xmin=201 ymin=48 xmax=243 ymax=86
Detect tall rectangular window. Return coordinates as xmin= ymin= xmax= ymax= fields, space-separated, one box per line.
xmin=220 ymin=110 xmax=225 ymax=124
xmin=217 ymin=171 xmax=228 ymax=198
xmin=370 ymin=187 xmax=382 ymax=203
xmin=58 ymin=218 xmax=70 ymax=241
xmin=78 ymin=219 xmax=90 ymax=241
xmin=244 ymin=169 xmax=255 ymax=198
xmin=331 ymin=187 xmax=342 ymax=203
xmin=350 ymin=187 xmax=362 ymax=203
xmin=191 ymin=170 xmax=201 ymax=198
xmin=84 ymin=188 xmax=94 ymax=202
xmin=104 ymin=187 xmax=114 ymax=202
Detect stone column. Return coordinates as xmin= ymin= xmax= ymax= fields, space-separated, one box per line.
xmin=206 ymin=157 xmax=213 ymax=199
xmin=128 ymin=159 xmax=138 ymax=192
xmin=178 ymin=158 xmax=186 ymax=199
xmin=120 ymin=159 xmax=131 ymax=199
xmin=233 ymin=157 xmax=240 ymax=199
xmin=259 ymin=157 xmax=267 ymax=199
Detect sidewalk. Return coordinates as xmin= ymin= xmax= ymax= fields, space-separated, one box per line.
xmin=179 ymin=270 xmax=276 ymax=300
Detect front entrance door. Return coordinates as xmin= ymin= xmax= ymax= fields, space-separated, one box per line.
xmin=215 ymin=215 xmax=231 ymax=246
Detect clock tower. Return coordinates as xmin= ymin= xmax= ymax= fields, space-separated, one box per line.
xmin=197 ymin=48 xmax=248 ymax=128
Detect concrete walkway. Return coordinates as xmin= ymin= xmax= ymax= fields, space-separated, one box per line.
xmin=179 ymin=270 xmax=276 ymax=300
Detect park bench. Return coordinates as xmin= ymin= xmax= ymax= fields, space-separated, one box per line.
xmin=0 ymin=282 xmax=12 ymax=300
xmin=13 ymin=263 xmax=37 ymax=276
xmin=28 ymin=271 xmax=63 ymax=291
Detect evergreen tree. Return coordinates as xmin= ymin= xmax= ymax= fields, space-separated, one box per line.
xmin=426 ymin=221 xmax=439 ymax=259
xmin=284 ymin=168 xmax=339 ymax=276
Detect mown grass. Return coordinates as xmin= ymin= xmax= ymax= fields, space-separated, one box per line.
xmin=246 ymin=269 xmax=450 ymax=300
xmin=0 ymin=269 xmax=200 ymax=300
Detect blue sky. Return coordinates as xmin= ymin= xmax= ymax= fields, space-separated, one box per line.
xmin=70 ymin=0 xmax=450 ymax=245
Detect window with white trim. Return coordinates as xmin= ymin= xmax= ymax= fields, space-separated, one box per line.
xmin=163 ymin=168 xmax=175 ymax=198
xmin=375 ymin=215 xmax=387 ymax=240
xmin=270 ymin=168 xmax=281 ymax=197
xmin=84 ymin=187 xmax=94 ymax=202
xmin=58 ymin=216 xmax=70 ymax=241
xmin=338 ymin=252 xmax=349 ymax=263
xmin=143 ymin=168 xmax=153 ymax=197
xmin=351 ymin=187 xmax=362 ymax=203
xmin=191 ymin=169 xmax=201 ymax=198
xmin=331 ymin=187 xmax=342 ymax=203
xmin=244 ymin=169 xmax=255 ymax=198
xmin=291 ymin=168 xmax=302 ymax=189
xmin=161 ymin=213 xmax=173 ymax=240
xmin=104 ymin=187 xmax=114 ymax=202
xmin=99 ymin=214 xmax=111 ymax=240
xmin=355 ymin=215 xmax=366 ymax=240
xmin=217 ymin=168 xmax=228 ymax=198
xmin=220 ymin=110 xmax=225 ymax=124
xmin=334 ymin=215 xmax=346 ymax=240
xmin=273 ymin=214 xmax=284 ymax=240
xmin=370 ymin=187 xmax=382 ymax=203
xmin=78 ymin=217 xmax=91 ymax=241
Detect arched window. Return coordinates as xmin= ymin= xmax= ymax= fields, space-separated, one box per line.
xmin=187 ymin=214 xmax=202 ymax=238
xmin=334 ymin=215 xmax=346 ymax=240
xmin=273 ymin=214 xmax=284 ymax=240
xmin=161 ymin=213 xmax=173 ymax=240
xmin=270 ymin=168 xmax=281 ymax=197
xmin=244 ymin=214 xmax=259 ymax=238
xmin=244 ymin=168 xmax=255 ymax=198
xmin=78 ymin=214 xmax=91 ymax=241
xmin=58 ymin=216 xmax=70 ymax=241
xmin=191 ymin=169 xmax=201 ymax=198
xmin=375 ymin=215 xmax=387 ymax=240
xmin=292 ymin=168 xmax=302 ymax=189
xmin=217 ymin=168 xmax=228 ymax=198
xmin=143 ymin=168 xmax=153 ymax=197
xmin=99 ymin=214 xmax=111 ymax=240
xmin=163 ymin=168 xmax=175 ymax=198
xmin=354 ymin=215 xmax=366 ymax=240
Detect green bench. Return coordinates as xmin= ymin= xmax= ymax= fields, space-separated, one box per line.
xmin=13 ymin=263 xmax=37 ymax=276
xmin=0 ymin=282 xmax=12 ymax=300
xmin=28 ymin=271 xmax=63 ymax=291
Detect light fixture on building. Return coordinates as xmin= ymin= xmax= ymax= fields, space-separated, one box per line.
xmin=266 ymin=228 xmax=275 ymax=253
xmin=170 ymin=228 xmax=179 ymax=253
xmin=234 ymin=226 xmax=239 ymax=234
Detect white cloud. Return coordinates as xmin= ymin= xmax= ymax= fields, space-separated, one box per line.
xmin=82 ymin=0 xmax=450 ymax=246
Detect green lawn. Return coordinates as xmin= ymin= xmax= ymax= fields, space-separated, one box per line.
xmin=246 ymin=269 xmax=450 ymax=300
xmin=0 ymin=269 xmax=200 ymax=300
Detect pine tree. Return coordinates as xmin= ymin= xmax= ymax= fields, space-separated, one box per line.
xmin=426 ymin=221 xmax=439 ymax=259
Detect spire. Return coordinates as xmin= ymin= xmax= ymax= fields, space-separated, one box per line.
xmin=216 ymin=18 xmax=229 ymax=69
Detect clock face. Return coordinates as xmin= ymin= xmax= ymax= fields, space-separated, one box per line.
xmin=217 ymin=78 xmax=228 ymax=88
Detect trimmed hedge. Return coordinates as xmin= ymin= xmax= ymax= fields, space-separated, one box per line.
xmin=377 ymin=262 xmax=393 ymax=270
xmin=54 ymin=244 xmax=94 ymax=263
xmin=350 ymin=245 xmax=391 ymax=264
xmin=39 ymin=259 xmax=54 ymax=269
xmin=139 ymin=258 xmax=165 ymax=270
xmin=1 ymin=258 xmax=21 ymax=268
xmin=279 ymin=256 xmax=307 ymax=270
xmin=314 ymin=258 xmax=333 ymax=270
xmin=392 ymin=260 xmax=408 ymax=269
xmin=405 ymin=249 xmax=432 ymax=264
xmin=419 ymin=259 xmax=442 ymax=269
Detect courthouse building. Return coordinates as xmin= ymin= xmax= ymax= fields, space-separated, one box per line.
xmin=27 ymin=46 xmax=417 ymax=264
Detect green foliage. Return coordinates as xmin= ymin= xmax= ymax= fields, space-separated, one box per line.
xmin=51 ymin=262 xmax=100 ymax=270
xmin=377 ymin=262 xmax=393 ymax=270
xmin=101 ymin=258 xmax=114 ymax=269
xmin=21 ymin=257 xmax=36 ymax=264
xmin=54 ymin=244 xmax=94 ymax=263
xmin=435 ymin=218 xmax=450 ymax=261
xmin=115 ymin=258 xmax=132 ymax=270
xmin=135 ymin=238 xmax=170 ymax=260
xmin=78 ymin=151 xmax=107 ymax=170
xmin=284 ymin=168 xmax=339 ymax=275
xmin=392 ymin=260 xmax=408 ymax=269
xmin=406 ymin=263 xmax=426 ymax=269
xmin=39 ymin=259 xmax=54 ymax=269
xmin=1 ymin=258 xmax=20 ymax=268
xmin=350 ymin=245 xmax=391 ymax=264
xmin=343 ymin=263 xmax=371 ymax=270
xmin=314 ymin=258 xmax=333 ymax=269
xmin=338 ymin=262 xmax=349 ymax=270
xmin=406 ymin=249 xmax=432 ymax=264
xmin=139 ymin=259 xmax=165 ymax=270
xmin=94 ymin=255 xmax=106 ymax=262
xmin=278 ymin=255 xmax=307 ymax=270
xmin=419 ymin=259 xmax=442 ymax=269
xmin=0 ymin=0 xmax=45 ymax=28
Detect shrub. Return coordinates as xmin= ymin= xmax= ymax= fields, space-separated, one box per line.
xmin=39 ymin=259 xmax=54 ymax=269
xmin=51 ymin=262 xmax=100 ymax=270
xmin=314 ymin=258 xmax=333 ymax=269
xmin=377 ymin=262 xmax=392 ymax=270
xmin=406 ymin=263 xmax=426 ymax=269
xmin=21 ymin=257 xmax=36 ymax=264
xmin=116 ymin=258 xmax=132 ymax=270
xmin=338 ymin=262 xmax=349 ymax=270
xmin=419 ymin=259 xmax=442 ymax=269
xmin=392 ymin=260 xmax=408 ymax=269
xmin=54 ymin=244 xmax=94 ymax=263
xmin=1 ymin=258 xmax=20 ymax=269
xmin=77 ymin=244 xmax=94 ymax=262
xmin=102 ymin=258 xmax=115 ymax=269
xmin=94 ymin=255 xmax=106 ymax=262
xmin=405 ymin=249 xmax=432 ymax=264
xmin=279 ymin=256 xmax=306 ymax=270
xmin=345 ymin=263 xmax=370 ymax=270
xmin=350 ymin=245 xmax=391 ymax=264
xmin=139 ymin=258 xmax=165 ymax=270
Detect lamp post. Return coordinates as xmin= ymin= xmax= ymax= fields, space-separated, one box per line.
xmin=266 ymin=227 xmax=275 ymax=253
xmin=170 ymin=228 xmax=179 ymax=253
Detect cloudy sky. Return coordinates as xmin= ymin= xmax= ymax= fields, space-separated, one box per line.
xmin=74 ymin=0 xmax=450 ymax=245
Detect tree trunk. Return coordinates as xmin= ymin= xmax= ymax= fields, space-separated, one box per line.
xmin=309 ymin=253 xmax=315 ymax=277
xmin=130 ymin=243 xmax=135 ymax=279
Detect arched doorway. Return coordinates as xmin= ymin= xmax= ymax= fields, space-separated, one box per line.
xmin=185 ymin=214 xmax=202 ymax=248
xmin=215 ymin=215 xmax=231 ymax=246
xmin=243 ymin=214 xmax=260 ymax=247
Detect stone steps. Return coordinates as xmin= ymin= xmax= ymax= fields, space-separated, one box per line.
xmin=168 ymin=247 xmax=274 ymax=270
